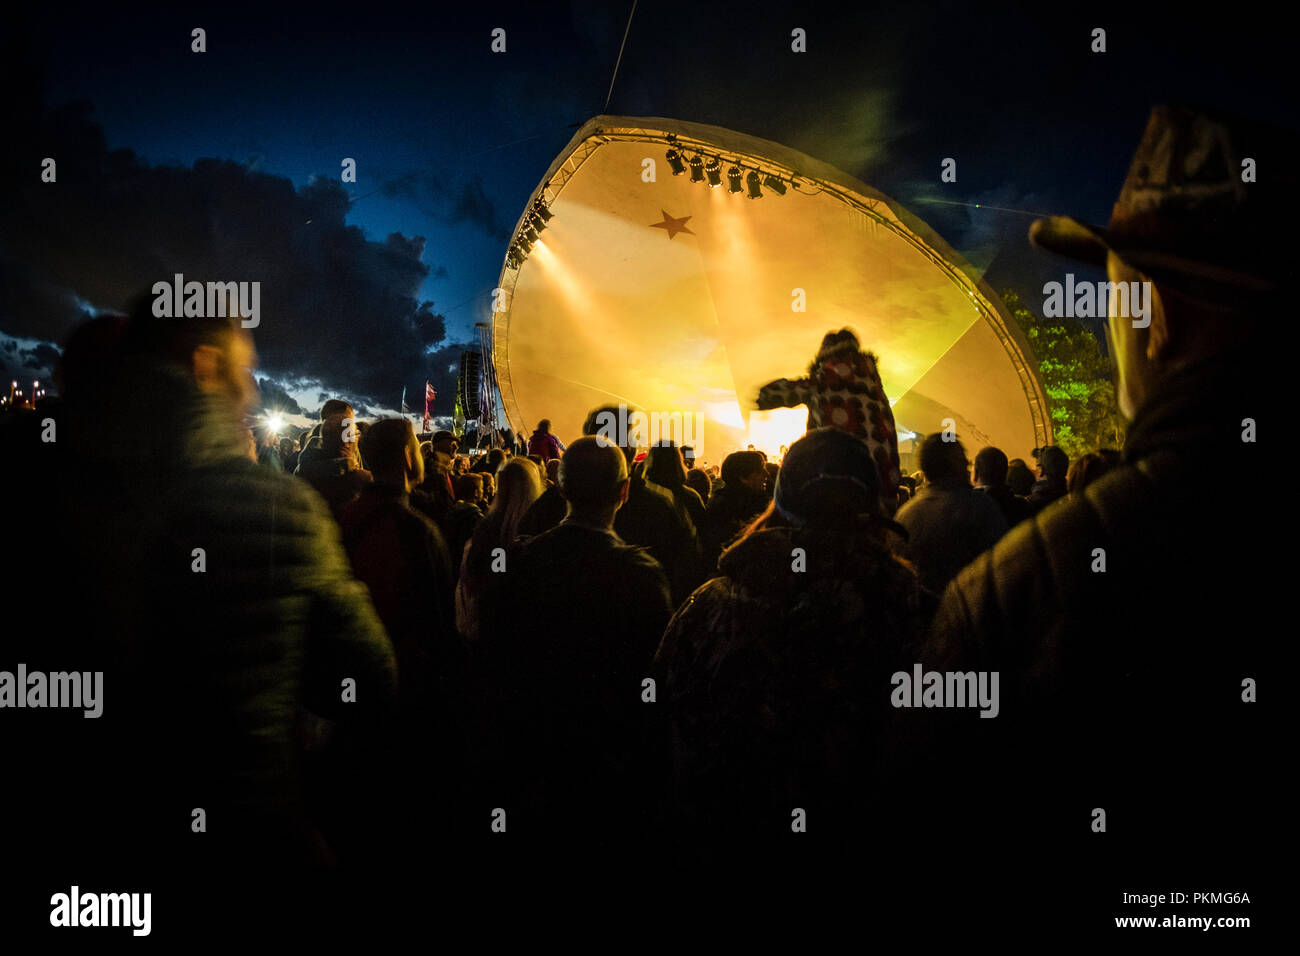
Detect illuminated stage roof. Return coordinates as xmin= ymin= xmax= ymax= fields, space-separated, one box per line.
xmin=492 ymin=116 xmax=1050 ymax=462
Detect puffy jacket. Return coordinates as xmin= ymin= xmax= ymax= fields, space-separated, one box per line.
xmin=15 ymin=361 xmax=398 ymax=879
xmin=893 ymin=355 xmax=1269 ymax=882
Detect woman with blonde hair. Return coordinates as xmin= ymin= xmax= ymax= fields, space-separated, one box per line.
xmin=455 ymin=458 xmax=543 ymax=639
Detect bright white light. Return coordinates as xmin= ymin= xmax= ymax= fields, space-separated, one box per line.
xmin=747 ymin=407 xmax=808 ymax=457
xmin=266 ymin=413 xmax=284 ymax=434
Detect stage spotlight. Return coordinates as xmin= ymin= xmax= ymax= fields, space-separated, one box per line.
xmin=532 ymin=200 xmax=553 ymax=222
xmin=508 ymin=246 xmax=524 ymax=269
xmin=746 ymin=170 xmax=763 ymax=198
xmin=517 ymin=232 xmax=534 ymax=254
xmin=688 ymin=154 xmax=705 ymax=183
xmin=763 ymin=173 xmax=787 ymax=195
xmin=523 ymin=223 xmax=539 ymax=244
xmin=705 ymin=157 xmax=722 ymax=187
xmin=666 ymin=149 xmax=686 ymax=176
xmin=528 ymin=210 xmax=546 ymax=233
xmin=727 ymin=166 xmax=744 ymax=192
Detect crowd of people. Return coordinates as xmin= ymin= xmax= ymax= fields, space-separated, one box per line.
xmin=3 ymin=105 xmax=1272 ymax=925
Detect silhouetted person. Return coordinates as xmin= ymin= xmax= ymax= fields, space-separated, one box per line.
xmin=455 ymin=458 xmax=543 ymax=640
xmin=756 ymin=328 xmax=902 ymax=516
xmin=331 ymin=418 xmax=458 ymax=865
xmin=16 ymin=300 xmax=396 ymax=906
xmin=1066 ymin=450 xmax=1117 ymax=494
xmin=895 ymin=434 xmax=1005 ymax=595
xmin=297 ymin=398 xmax=351 ymax=468
xmin=1005 ymin=457 xmax=1035 ymax=496
xmin=478 ymin=437 xmax=673 ymax=843
xmin=703 ymin=450 xmax=772 ymax=569
xmin=655 ymin=428 xmax=930 ymax=857
xmin=518 ymin=457 xmax=567 ymax=536
xmin=645 ymin=441 xmax=706 ymax=535
xmin=894 ymin=106 xmax=1282 ymax=918
xmin=296 ymin=407 xmax=373 ymax=520
xmin=973 ymin=446 xmax=1032 ymax=530
xmin=526 ymin=418 xmax=564 ymax=460
xmin=341 ymin=418 xmax=456 ymax=697
xmin=684 ymin=467 xmax=711 ymax=506
xmin=471 ymin=447 xmax=506 ymax=475
xmin=1026 ymin=444 xmax=1068 ymax=513
xmin=517 ymin=405 xmax=700 ymax=605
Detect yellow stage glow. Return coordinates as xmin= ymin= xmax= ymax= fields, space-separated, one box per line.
xmin=493 ymin=117 xmax=1050 ymax=464
xmin=747 ymin=407 xmax=810 ymax=459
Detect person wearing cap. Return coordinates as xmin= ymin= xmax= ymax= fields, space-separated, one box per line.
xmin=897 ymin=106 xmax=1280 ymax=889
xmin=653 ymin=428 xmax=931 ymax=848
xmin=430 ymin=429 xmax=459 ymax=457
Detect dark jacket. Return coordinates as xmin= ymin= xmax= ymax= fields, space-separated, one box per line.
xmin=339 ymin=483 xmax=456 ymax=702
xmin=517 ymin=484 xmax=567 ymax=538
xmin=295 ymin=455 xmax=373 ymax=520
xmin=701 ymin=482 xmax=770 ymax=570
xmin=654 ymin=523 xmax=935 ymax=842
xmin=14 ymin=364 xmax=397 ymax=881
xmin=978 ymin=482 xmax=1032 ymax=530
xmin=893 ymin=356 xmax=1268 ymax=885
xmin=476 ymin=520 xmax=673 ymax=836
xmin=649 ymin=479 xmax=707 ymax=538
xmin=1025 ymin=474 xmax=1066 ymax=513
xmin=894 ymin=482 xmax=1007 ymax=595
xmin=516 ymin=473 xmax=700 ymax=607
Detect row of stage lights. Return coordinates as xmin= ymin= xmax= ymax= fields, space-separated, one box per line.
xmin=665 ymin=145 xmax=789 ymax=198
xmin=505 ymin=142 xmax=793 ymax=271
xmin=507 ymin=198 xmax=554 ymax=270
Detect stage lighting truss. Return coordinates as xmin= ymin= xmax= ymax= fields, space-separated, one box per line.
xmin=661 ymin=144 xmax=793 ymax=200
xmin=506 ymin=198 xmax=556 ymax=270
xmin=505 ymin=138 xmax=808 ymax=273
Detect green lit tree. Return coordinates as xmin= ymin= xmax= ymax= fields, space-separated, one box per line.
xmin=1001 ymin=288 xmax=1126 ymax=459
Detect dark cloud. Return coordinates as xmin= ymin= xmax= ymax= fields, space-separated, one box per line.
xmin=0 ymin=101 xmax=452 ymax=409
xmin=256 ymin=377 xmax=305 ymax=416
xmin=21 ymin=342 xmax=61 ymax=372
xmin=379 ymin=170 xmax=511 ymax=243
xmin=449 ymin=178 xmax=510 ymax=242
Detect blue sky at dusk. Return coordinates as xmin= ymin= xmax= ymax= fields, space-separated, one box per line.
xmin=3 ymin=1 xmax=1292 ymax=422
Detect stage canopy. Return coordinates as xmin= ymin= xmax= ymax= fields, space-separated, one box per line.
xmin=491 ymin=116 xmax=1050 ymax=465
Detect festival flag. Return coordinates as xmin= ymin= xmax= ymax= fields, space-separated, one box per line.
xmin=423 ymin=381 xmax=435 ymax=433
xmin=400 ymin=385 xmax=410 ymax=415
xmin=453 ymin=390 xmax=466 ymax=438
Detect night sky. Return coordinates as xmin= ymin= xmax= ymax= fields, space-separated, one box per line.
xmin=2 ymin=1 xmax=1292 ymax=423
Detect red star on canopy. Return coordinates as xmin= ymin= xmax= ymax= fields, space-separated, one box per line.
xmin=649 ymin=210 xmax=695 ymax=239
